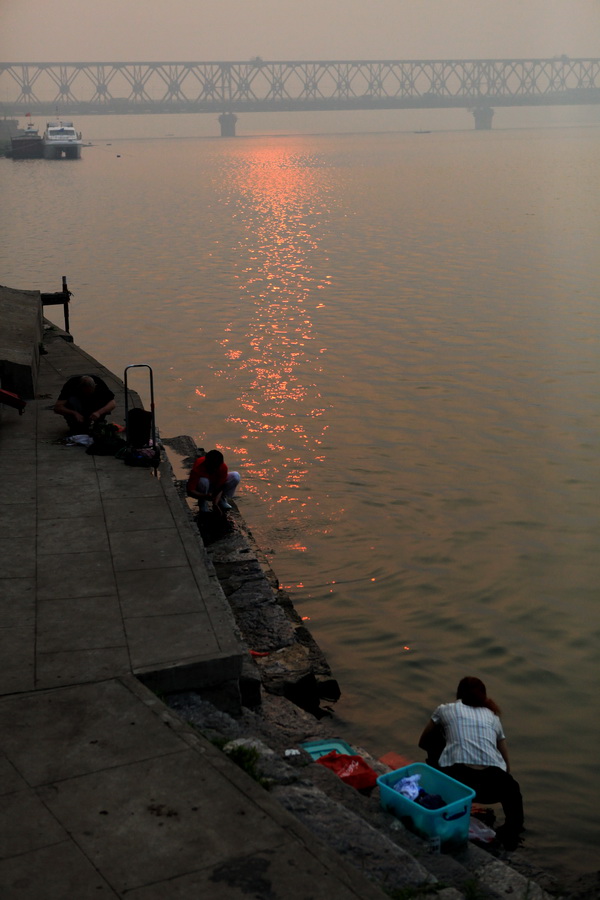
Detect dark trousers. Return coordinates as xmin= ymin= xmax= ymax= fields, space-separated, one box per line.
xmin=62 ymin=395 xmax=107 ymax=434
xmin=442 ymin=764 xmax=524 ymax=834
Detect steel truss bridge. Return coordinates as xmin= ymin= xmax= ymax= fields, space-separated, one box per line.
xmin=2 ymin=57 xmax=599 ymax=133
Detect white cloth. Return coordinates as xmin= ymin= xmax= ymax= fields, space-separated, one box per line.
xmin=66 ymin=434 xmax=94 ymax=446
xmin=394 ymin=774 xmax=421 ymax=800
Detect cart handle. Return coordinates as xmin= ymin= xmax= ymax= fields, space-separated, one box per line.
xmin=124 ymin=363 xmax=155 ymax=448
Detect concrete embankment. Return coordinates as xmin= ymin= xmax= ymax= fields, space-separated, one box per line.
xmin=0 ymin=286 xmax=589 ymax=899
xmin=0 ymin=300 xmax=386 ymax=900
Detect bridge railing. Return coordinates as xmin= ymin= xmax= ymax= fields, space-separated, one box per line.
xmin=1 ymin=58 xmax=599 ymax=113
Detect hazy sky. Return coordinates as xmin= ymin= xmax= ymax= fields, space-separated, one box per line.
xmin=2 ymin=0 xmax=599 ymax=63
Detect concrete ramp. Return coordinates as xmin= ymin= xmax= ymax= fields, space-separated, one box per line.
xmin=0 ymin=284 xmax=43 ymax=399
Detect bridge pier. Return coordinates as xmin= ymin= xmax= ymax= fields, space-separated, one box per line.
xmin=472 ymin=107 xmax=494 ymax=130
xmin=218 ymin=112 xmax=238 ymax=137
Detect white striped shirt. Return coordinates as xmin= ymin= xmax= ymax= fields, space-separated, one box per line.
xmin=432 ymin=700 xmax=507 ymax=770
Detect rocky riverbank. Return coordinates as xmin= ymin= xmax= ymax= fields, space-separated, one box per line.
xmin=161 ymin=436 xmax=598 ymax=900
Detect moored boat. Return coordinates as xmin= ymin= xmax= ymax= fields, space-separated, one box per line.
xmin=43 ymin=120 xmax=83 ymax=159
xmin=10 ymin=120 xmax=43 ymax=159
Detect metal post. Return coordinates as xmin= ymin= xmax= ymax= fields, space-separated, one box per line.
xmin=40 ymin=275 xmax=72 ymax=333
xmin=62 ymin=275 xmax=70 ymax=333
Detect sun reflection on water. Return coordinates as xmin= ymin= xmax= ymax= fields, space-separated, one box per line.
xmin=216 ymin=143 xmax=334 ymax=535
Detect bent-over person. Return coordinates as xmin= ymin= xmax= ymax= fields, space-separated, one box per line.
xmin=54 ymin=374 xmax=116 ymax=434
xmin=419 ymin=676 xmax=524 ymax=851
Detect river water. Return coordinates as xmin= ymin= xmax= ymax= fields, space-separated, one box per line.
xmin=1 ymin=112 xmax=599 ymax=879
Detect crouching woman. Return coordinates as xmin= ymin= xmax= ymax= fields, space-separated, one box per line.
xmin=419 ymin=676 xmax=524 ymax=850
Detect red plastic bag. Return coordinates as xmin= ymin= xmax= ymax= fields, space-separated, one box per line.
xmin=316 ymin=751 xmax=378 ymax=790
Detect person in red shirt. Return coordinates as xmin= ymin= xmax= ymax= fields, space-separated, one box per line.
xmin=186 ymin=449 xmax=240 ymax=513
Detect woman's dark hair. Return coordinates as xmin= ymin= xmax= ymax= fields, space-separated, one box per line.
xmin=456 ymin=677 xmax=501 ymax=716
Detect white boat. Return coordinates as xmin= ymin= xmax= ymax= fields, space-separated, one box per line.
xmin=43 ymin=120 xmax=83 ymax=159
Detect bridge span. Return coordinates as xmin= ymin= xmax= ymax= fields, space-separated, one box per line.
xmin=1 ymin=57 xmax=599 ymax=134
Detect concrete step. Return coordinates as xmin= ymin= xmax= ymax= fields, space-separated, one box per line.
xmin=166 ymin=691 xmax=554 ymax=900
